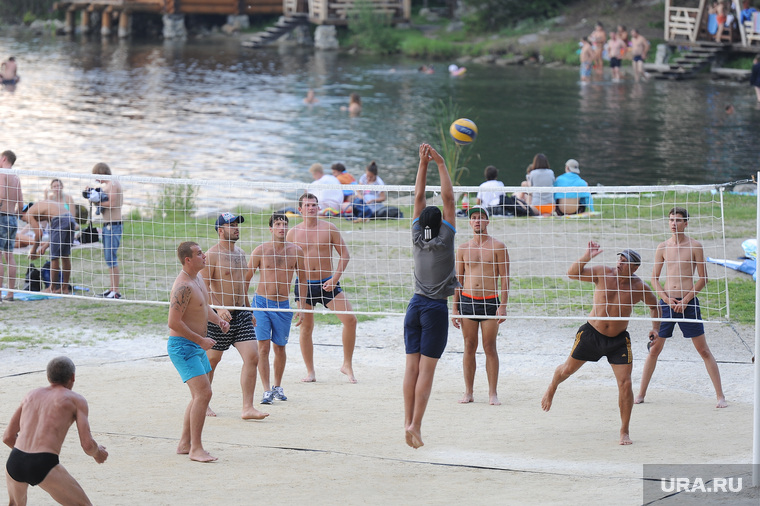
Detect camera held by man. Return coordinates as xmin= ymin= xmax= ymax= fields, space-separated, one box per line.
xmin=82 ymin=187 xmax=109 ymax=215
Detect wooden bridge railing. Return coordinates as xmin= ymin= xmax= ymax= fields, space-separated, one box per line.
xmin=302 ymin=0 xmax=409 ymax=24
xmin=665 ymin=3 xmax=702 ymax=41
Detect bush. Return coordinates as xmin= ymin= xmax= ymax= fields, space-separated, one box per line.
xmin=0 ymin=0 xmax=55 ymax=24
xmin=347 ymin=0 xmax=401 ymax=54
xmin=400 ymin=32 xmax=459 ymax=59
xmin=541 ymin=40 xmax=581 ymax=64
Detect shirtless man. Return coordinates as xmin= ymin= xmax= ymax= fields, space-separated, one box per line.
xmin=451 ymin=206 xmax=509 ymax=406
xmin=4 ymin=356 xmax=108 ymax=506
xmin=579 ymin=37 xmax=594 ymax=83
xmin=635 ymin=207 xmax=727 ymax=408
xmin=248 ymin=212 xmax=306 ymax=404
xmin=286 ymin=193 xmax=357 ymax=383
xmin=202 ymin=213 xmax=268 ymax=420
xmin=0 ymin=150 xmax=22 ymax=301
xmin=22 ymin=200 xmax=77 ymax=294
xmin=630 ymin=28 xmax=650 ymax=81
xmin=168 ymin=241 xmax=230 ymax=462
xmin=589 ymin=22 xmax=606 ymax=73
xmin=1 ymin=57 xmax=18 ymax=84
xmin=541 ymin=243 xmax=660 ymax=445
xmin=403 ymin=143 xmax=459 ymax=449
xmin=606 ymin=31 xmax=626 ymax=81
xmin=90 ymin=163 xmax=124 ymax=299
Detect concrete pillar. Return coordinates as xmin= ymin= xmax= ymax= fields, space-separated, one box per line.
xmin=118 ymin=11 xmax=130 ymax=38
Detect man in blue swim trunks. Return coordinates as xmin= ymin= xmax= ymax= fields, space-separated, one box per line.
xmin=403 ymin=143 xmax=459 ymax=449
xmin=202 ymin=213 xmax=268 ymax=420
xmin=168 ymin=241 xmax=230 ymax=462
xmin=248 ymin=212 xmax=307 ymax=404
xmin=541 ymin=242 xmax=660 ymax=445
xmin=4 ymin=356 xmax=108 ymax=505
xmin=287 ymin=193 xmax=358 ymax=383
xmin=636 ymin=207 xmax=727 ymax=408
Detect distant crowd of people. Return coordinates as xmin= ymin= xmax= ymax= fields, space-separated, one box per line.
xmin=0 ymin=152 xmax=123 ymax=299
xmin=580 ymin=23 xmax=650 ymax=83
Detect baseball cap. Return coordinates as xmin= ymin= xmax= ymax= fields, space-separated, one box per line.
xmin=21 ymin=202 xmax=33 ymax=213
xmin=468 ymin=206 xmax=490 ymax=219
xmin=566 ymin=159 xmax=580 ymax=173
xmin=618 ymin=249 xmax=641 ymax=265
xmin=419 ymin=205 xmax=442 ymax=241
xmin=215 ymin=212 xmax=244 ymax=231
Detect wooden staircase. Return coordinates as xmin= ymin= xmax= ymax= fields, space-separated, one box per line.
xmin=655 ymin=43 xmax=728 ymax=80
xmin=241 ymin=14 xmax=309 ymax=48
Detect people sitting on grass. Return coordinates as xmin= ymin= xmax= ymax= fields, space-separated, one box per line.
xmin=554 ymin=159 xmax=594 ymax=216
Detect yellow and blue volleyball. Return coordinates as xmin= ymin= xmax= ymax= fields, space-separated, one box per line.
xmin=449 ymin=118 xmax=478 ymax=146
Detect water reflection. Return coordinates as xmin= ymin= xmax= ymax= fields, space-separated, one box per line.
xmin=0 ymin=34 xmax=757 ymax=187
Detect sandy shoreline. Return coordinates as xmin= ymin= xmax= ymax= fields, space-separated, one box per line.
xmin=0 ymin=315 xmax=756 ymax=505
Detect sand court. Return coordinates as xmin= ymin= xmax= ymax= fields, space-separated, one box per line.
xmin=0 ymin=316 xmax=756 ymax=505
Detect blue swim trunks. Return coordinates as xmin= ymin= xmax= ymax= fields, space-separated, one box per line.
xmin=658 ymin=298 xmax=705 ymax=338
xmin=253 ymin=294 xmax=293 ymax=347
xmin=404 ymin=294 xmax=449 ymax=359
xmin=0 ymin=214 xmax=18 ymax=252
xmin=167 ymin=336 xmax=212 ymax=383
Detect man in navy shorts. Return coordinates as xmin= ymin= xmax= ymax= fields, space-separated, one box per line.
xmin=636 ymin=207 xmax=727 ymax=408
xmin=541 ymin=243 xmax=660 ymax=445
xmin=403 ymin=143 xmax=459 ymax=449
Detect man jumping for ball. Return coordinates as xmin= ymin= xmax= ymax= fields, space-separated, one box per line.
xmin=541 ymin=242 xmax=660 ymax=445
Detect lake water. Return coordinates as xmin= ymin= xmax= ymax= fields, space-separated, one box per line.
xmin=0 ymin=34 xmax=758 ymax=188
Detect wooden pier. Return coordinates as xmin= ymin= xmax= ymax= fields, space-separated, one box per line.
xmin=664 ymin=0 xmax=760 ymax=52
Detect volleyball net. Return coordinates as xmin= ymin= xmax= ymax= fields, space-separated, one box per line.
xmin=1 ymin=169 xmax=736 ymax=322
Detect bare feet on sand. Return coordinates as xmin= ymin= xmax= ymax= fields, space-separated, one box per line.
xmin=3 ymin=294 xmax=13 ymax=301
xmin=541 ymin=387 xmax=556 ymax=411
xmin=301 ymin=373 xmax=316 ymax=382
xmin=206 ymin=406 xmax=217 ymax=417
xmin=176 ymin=444 xmax=190 ymax=455
xmin=716 ymin=398 xmax=728 ymax=408
xmin=341 ymin=365 xmax=357 ymax=384
xmin=242 ymin=407 xmax=269 ymax=420
xmin=458 ymin=393 xmax=473 ymax=404
xmin=405 ymin=426 xmax=424 ymax=449
xmin=189 ymin=449 xmax=218 ymax=462
xmin=489 ymin=395 xmax=501 ymax=406
xmin=633 ymin=395 xmax=645 ymax=404
xmin=620 ymin=433 xmax=632 ymax=445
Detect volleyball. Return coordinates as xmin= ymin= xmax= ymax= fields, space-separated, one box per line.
xmin=449 ymin=118 xmax=478 ymax=146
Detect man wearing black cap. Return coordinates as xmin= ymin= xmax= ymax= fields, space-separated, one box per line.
xmin=202 ymin=213 xmax=268 ymax=421
xmin=403 ymin=143 xmax=459 ymax=449
xmin=541 ymin=241 xmax=660 ymax=445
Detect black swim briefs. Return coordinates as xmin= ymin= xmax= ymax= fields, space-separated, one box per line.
xmin=570 ymin=322 xmax=632 ymax=365
xmin=294 ymin=277 xmax=342 ymax=308
xmin=458 ymin=294 xmax=500 ymax=322
xmin=6 ymin=448 xmax=60 ymax=486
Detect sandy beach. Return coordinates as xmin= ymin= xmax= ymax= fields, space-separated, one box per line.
xmin=0 ymin=310 xmax=756 ymax=505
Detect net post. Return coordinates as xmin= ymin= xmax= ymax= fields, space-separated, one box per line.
xmin=754 ymin=171 xmax=760 ymax=487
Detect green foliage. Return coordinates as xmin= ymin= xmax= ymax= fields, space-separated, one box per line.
xmin=400 ymin=31 xmax=459 ymax=58
xmin=462 ymin=0 xmax=564 ymax=33
xmin=723 ymin=56 xmax=755 ymax=70
xmin=153 ymin=168 xmax=199 ymax=217
xmin=433 ymin=98 xmax=475 ymax=186
xmin=0 ymin=0 xmax=54 ymax=23
xmin=347 ymin=0 xmax=401 ymax=54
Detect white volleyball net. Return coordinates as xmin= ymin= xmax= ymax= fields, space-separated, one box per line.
xmin=1 ymin=169 xmax=736 ymax=322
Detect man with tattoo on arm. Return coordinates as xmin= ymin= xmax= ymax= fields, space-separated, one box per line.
xmin=168 ymin=241 xmax=229 ymax=462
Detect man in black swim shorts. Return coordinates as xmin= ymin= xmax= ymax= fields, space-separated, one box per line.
xmin=4 ymin=356 xmax=108 ymax=505
xmin=540 ymin=242 xmax=660 ymax=445
xmin=451 ymin=206 xmax=509 ymax=406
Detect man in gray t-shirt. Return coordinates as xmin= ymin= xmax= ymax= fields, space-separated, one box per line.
xmin=403 ymin=143 xmax=459 ymax=450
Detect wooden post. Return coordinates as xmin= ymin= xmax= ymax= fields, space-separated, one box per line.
xmin=664 ymin=0 xmax=670 ymax=40
xmin=118 ymin=11 xmax=130 ymax=38
xmin=81 ymin=9 xmax=91 ymax=34
xmin=102 ymin=7 xmax=113 ymax=36
xmin=65 ymin=7 xmax=76 ymax=34
xmin=735 ymin=0 xmax=748 ymax=46
xmin=693 ymin=0 xmax=706 ymax=42
xmin=402 ymin=0 xmax=410 ymax=21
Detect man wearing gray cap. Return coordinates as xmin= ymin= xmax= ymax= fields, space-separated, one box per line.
xmin=541 ymin=241 xmax=660 ymax=445
xmin=553 ymin=159 xmax=594 ymax=216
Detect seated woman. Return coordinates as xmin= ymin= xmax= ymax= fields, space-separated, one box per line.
xmin=352 ymin=161 xmax=387 ymax=221
xmin=521 ymin=153 xmax=556 ymax=215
